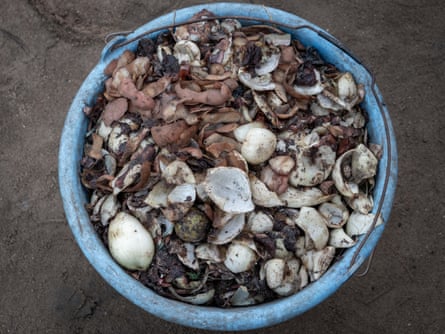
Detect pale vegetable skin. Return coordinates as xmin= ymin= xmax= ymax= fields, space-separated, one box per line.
xmin=126 ymin=57 xmax=151 ymax=80
xmin=298 ymin=265 xmax=309 ymax=290
xmin=322 ymin=71 xmax=364 ymax=111
xmin=168 ymin=288 xmax=215 ymax=305
xmin=173 ymin=40 xmax=201 ymax=64
xmin=108 ymin=212 xmax=155 ymax=271
xmin=224 ymin=243 xmax=256 ymax=273
xmin=238 ymin=70 xmax=276 ymax=91
xmin=272 ymin=258 xmax=301 ymax=296
xmin=204 ymin=167 xmax=254 ymax=214
xmin=162 ymin=160 xmax=196 ymax=185
xmin=346 ymin=212 xmax=384 ymax=236
xmin=114 ymin=50 xmax=135 ymax=72
xmin=110 ymin=67 xmax=131 ymax=90
xmin=280 ymin=187 xmax=334 ymax=208
xmin=208 ymin=213 xmax=245 ymax=245
xmin=268 ymin=155 xmax=295 ymax=175
xmin=295 ymin=207 xmax=330 ymax=250
xmin=241 ymin=128 xmax=277 ymax=164
xmin=100 ymin=194 xmax=120 ymax=226
xmin=329 ymin=228 xmax=356 ymax=248
xmin=301 ymin=246 xmax=336 ymax=281
xmin=260 ymin=165 xmax=289 ymax=195
xmin=264 ymin=33 xmax=292 ymax=46
xmin=107 ymin=124 xmax=129 ymax=156
xmin=350 ymin=144 xmax=378 ymax=183
xmin=167 ymin=183 xmax=196 ymax=204
xmin=292 ymin=70 xmax=324 ymax=96
xmin=96 ymin=119 xmax=112 ymax=141
xmin=318 ymin=201 xmax=349 ymax=228
xmin=264 ymin=258 xmax=301 ymax=296
xmin=230 ymin=286 xmax=256 ymax=306
xmin=264 ymin=259 xmax=285 ymax=289
xmin=337 ymin=72 xmax=357 ymax=101
xmin=144 ymin=180 xmax=171 ymax=208
xmin=252 ymin=91 xmax=280 ymax=127
xmin=289 ymin=145 xmax=336 ymax=187
xmin=247 ymin=211 xmax=274 ymax=233
xmin=346 ymin=193 xmax=373 ymax=214
xmin=255 ymin=52 xmax=280 ymax=75
xmin=111 ymin=160 xmax=142 ymax=195
xmin=195 ymin=243 xmax=224 ymax=263
xmin=233 ymin=121 xmax=266 ymax=142
xmin=332 ymin=144 xmax=378 ymax=198
xmin=176 ymin=243 xmax=200 ymax=270
xmin=249 ymin=174 xmax=285 ymax=207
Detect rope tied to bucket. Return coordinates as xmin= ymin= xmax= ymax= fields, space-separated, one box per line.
xmin=104 ymin=13 xmax=393 ymax=273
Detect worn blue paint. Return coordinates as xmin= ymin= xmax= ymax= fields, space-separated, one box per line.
xmin=58 ymin=3 xmax=398 ymax=331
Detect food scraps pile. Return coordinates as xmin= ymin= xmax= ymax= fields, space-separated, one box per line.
xmin=80 ymin=10 xmax=383 ymax=307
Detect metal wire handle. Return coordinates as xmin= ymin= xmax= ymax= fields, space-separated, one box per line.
xmin=104 ymin=30 xmax=133 ymax=44
xmin=104 ymin=14 xmax=393 ymax=274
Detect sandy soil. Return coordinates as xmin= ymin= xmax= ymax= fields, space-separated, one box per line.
xmin=0 ymin=0 xmax=444 ymax=333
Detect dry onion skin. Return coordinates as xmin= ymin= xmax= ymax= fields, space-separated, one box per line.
xmin=80 ymin=9 xmax=382 ymax=307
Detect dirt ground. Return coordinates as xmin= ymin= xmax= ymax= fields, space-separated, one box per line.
xmin=0 ymin=0 xmax=444 ymax=333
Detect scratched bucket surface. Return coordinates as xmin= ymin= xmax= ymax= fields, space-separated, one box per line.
xmin=58 ymin=3 xmax=398 ymax=331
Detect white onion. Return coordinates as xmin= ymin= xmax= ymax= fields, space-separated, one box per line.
xmin=108 ymin=212 xmax=155 ymax=271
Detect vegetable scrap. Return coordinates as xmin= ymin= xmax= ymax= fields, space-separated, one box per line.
xmin=80 ymin=9 xmax=382 ymax=307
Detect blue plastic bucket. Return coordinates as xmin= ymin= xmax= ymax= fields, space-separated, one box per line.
xmin=58 ymin=3 xmax=398 ymax=331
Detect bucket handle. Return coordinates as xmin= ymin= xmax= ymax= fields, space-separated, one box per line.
xmin=103 ymin=14 xmax=394 ymax=273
